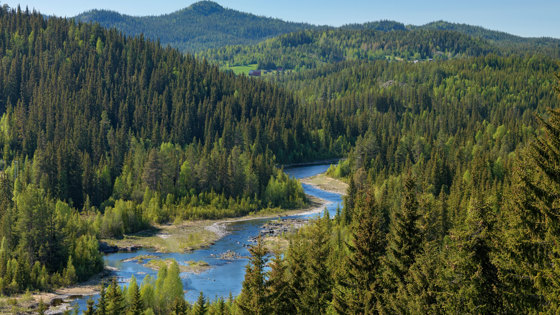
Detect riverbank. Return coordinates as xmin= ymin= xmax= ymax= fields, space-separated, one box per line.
xmin=205 ymin=194 xmax=326 ymax=240
xmin=301 ymin=173 xmax=348 ymax=195
xmin=101 ymin=194 xmax=326 ymax=254
xmin=0 ymin=267 xmax=115 ymax=315
xmin=13 ymin=166 xmax=340 ymax=314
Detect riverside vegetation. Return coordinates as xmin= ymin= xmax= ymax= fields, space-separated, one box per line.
xmin=1 ymin=1 xmax=560 ymax=314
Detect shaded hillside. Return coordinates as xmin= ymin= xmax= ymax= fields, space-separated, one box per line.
xmin=199 ymin=28 xmax=495 ymax=71
xmin=74 ymin=1 xmax=315 ymax=52
xmin=414 ymin=20 xmax=560 ymax=55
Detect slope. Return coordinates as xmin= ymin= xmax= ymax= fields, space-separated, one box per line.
xmin=74 ymin=1 xmax=316 ymax=52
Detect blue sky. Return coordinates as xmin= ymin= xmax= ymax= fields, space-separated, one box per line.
xmin=1 ymin=0 xmax=559 ymax=38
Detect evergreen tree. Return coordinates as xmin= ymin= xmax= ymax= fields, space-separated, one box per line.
xmin=64 ymin=255 xmax=77 ymax=286
xmin=443 ymin=194 xmax=502 ymax=314
xmin=106 ymin=278 xmax=125 ymax=315
xmin=298 ymin=215 xmax=332 ymax=314
xmin=84 ymin=298 xmax=96 ymax=315
xmin=38 ymin=299 xmax=47 ymax=315
xmin=266 ymin=248 xmax=295 ymax=314
xmin=402 ymin=242 xmax=444 ymax=314
xmin=237 ymin=235 xmax=268 ymax=314
xmin=381 ymin=175 xmax=422 ymax=303
xmin=192 ymin=291 xmax=208 ymax=315
xmin=161 ymin=261 xmax=184 ymax=313
xmin=126 ymin=276 xmax=143 ymax=315
xmin=333 ymin=192 xmax=385 ymax=314
xmin=96 ymin=284 xmax=108 ymax=315
xmin=501 ymin=107 xmax=560 ymax=312
xmin=171 ymin=296 xmax=188 ymax=315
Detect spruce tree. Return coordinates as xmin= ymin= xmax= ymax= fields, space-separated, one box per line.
xmin=266 ymin=248 xmax=295 ymax=315
xmin=443 ymin=194 xmax=502 ymax=314
xmin=106 ymin=278 xmax=125 ymax=315
xmin=161 ymin=261 xmax=184 ymax=310
xmin=333 ymin=191 xmax=386 ymax=315
xmin=126 ymin=276 xmax=143 ymax=315
xmin=381 ymin=175 xmax=422 ymax=299
xmin=237 ymin=235 xmax=268 ymax=314
xmin=96 ymin=284 xmax=107 ymax=315
xmin=38 ymin=299 xmax=46 ymax=315
xmin=192 ymin=291 xmax=208 ymax=315
xmin=297 ymin=213 xmax=333 ymax=314
xmin=402 ymin=242 xmax=444 ymax=314
xmin=501 ymin=107 xmax=560 ymax=312
xmin=64 ymin=255 xmax=77 ymax=286
xmin=84 ymin=298 xmax=96 ymax=315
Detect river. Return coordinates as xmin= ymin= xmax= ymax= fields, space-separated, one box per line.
xmin=71 ymin=164 xmax=343 ymax=312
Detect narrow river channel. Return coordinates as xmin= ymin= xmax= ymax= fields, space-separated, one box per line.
xmin=71 ymin=164 xmax=343 ymax=313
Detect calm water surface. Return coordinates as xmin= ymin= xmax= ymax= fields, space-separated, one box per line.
xmin=72 ymin=164 xmax=343 ymax=312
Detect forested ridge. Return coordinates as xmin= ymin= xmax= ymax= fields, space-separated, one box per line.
xmin=199 ymin=28 xmax=496 ymax=72
xmin=74 ymin=1 xmax=315 ymax=53
xmin=200 ymin=25 xmax=560 ymax=73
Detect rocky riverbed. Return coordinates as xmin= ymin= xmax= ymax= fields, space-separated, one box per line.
xmin=249 ymin=218 xmax=307 ymax=243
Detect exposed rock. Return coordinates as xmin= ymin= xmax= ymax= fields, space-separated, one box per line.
xmin=219 ymin=250 xmax=243 ymax=260
xmin=249 ymin=218 xmax=307 ymax=243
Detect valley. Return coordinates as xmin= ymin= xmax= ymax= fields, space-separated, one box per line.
xmin=0 ymin=1 xmax=559 ymax=314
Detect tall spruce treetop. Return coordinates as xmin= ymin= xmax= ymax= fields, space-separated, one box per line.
xmin=501 ymin=79 xmax=560 ymax=312
xmin=443 ymin=193 xmax=502 ymax=314
xmin=382 ymin=174 xmax=422 ymax=288
xmin=237 ymin=235 xmax=269 ymax=314
xmin=333 ymin=191 xmax=386 ymax=315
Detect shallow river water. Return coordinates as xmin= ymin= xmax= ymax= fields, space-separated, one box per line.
xmin=72 ymin=164 xmax=343 ymax=312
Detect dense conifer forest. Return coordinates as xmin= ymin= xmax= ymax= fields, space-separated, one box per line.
xmin=199 ymin=23 xmax=560 ymax=72
xmin=74 ymin=1 xmax=315 ymax=53
xmin=0 ymin=5 xmax=322 ymax=295
xmin=1 ymin=1 xmax=560 ymax=314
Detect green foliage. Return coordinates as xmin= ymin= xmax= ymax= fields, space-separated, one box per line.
xmin=237 ymin=236 xmax=269 ymax=314
xmin=75 ymin=1 xmax=313 ymax=53
xmin=201 ymin=27 xmax=496 ymax=72
xmin=333 ymin=192 xmax=386 ymax=314
xmin=0 ymin=183 xmax=101 ymax=294
xmin=192 ymin=291 xmax=208 ymax=315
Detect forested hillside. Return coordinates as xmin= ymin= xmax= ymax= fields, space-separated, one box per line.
xmin=415 ymin=20 xmax=560 ymax=54
xmin=200 ymin=23 xmax=560 ymax=73
xmin=0 ymin=5 xmax=335 ymax=295
xmin=74 ymin=1 xmax=315 ymax=52
xmin=233 ymin=55 xmax=560 ymax=313
xmin=199 ymin=28 xmax=495 ymax=71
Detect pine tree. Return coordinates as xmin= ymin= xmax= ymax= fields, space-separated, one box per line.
xmin=298 ymin=215 xmax=332 ymax=314
xmin=96 ymin=284 xmax=108 ymax=315
xmin=266 ymin=248 xmax=295 ymax=314
xmin=84 ymin=298 xmax=96 ymax=315
xmin=333 ymin=191 xmax=385 ymax=314
xmin=126 ymin=276 xmax=143 ymax=315
xmin=64 ymin=255 xmax=77 ymax=286
xmin=106 ymin=278 xmax=125 ymax=315
xmin=382 ymin=175 xmax=422 ymax=289
xmin=443 ymin=194 xmax=502 ymax=314
xmin=192 ymin=291 xmax=208 ymax=315
xmin=237 ymin=235 xmax=268 ymax=314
